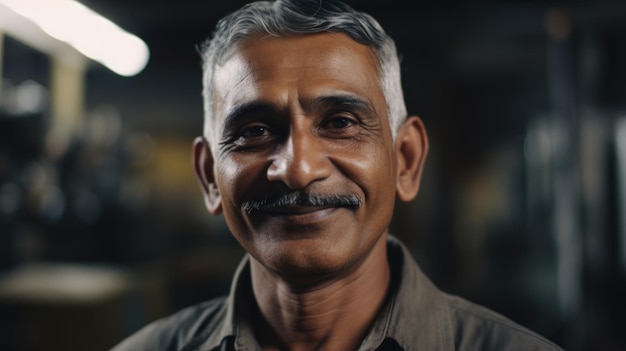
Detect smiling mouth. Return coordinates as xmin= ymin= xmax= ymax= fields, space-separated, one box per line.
xmin=254 ymin=205 xmax=345 ymax=226
xmin=262 ymin=204 xmax=340 ymax=216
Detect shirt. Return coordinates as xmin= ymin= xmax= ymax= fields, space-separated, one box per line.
xmin=111 ymin=237 xmax=563 ymax=350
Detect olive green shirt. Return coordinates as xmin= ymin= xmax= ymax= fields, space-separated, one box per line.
xmin=112 ymin=237 xmax=563 ymax=350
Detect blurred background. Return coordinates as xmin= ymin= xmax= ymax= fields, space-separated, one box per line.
xmin=0 ymin=0 xmax=625 ymax=350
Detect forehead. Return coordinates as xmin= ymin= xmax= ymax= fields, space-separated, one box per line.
xmin=211 ymin=33 xmax=386 ymax=121
xmin=232 ymin=32 xmax=380 ymax=73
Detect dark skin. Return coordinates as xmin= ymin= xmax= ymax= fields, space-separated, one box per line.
xmin=194 ymin=33 xmax=428 ymax=351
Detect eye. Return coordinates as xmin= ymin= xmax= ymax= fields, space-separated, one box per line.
xmin=326 ymin=116 xmax=357 ymax=129
xmin=240 ymin=124 xmax=271 ymax=138
xmin=225 ymin=122 xmax=277 ymax=150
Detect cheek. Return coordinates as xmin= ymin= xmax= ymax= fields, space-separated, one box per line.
xmin=216 ymin=154 xmax=268 ymax=208
xmin=215 ymin=155 xmax=263 ymax=242
xmin=369 ymin=153 xmax=396 ymax=207
xmin=364 ymin=148 xmax=397 ymax=226
xmin=335 ymin=143 xmax=396 ymax=198
xmin=215 ymin=157 xmax=238 ymax=199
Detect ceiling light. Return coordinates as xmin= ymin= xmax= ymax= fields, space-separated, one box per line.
xmin=0 ymin=0 xmax=149 ymax=76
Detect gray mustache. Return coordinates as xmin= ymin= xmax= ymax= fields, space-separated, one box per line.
xmin=242 ymin=191 xmax=362 ymax=214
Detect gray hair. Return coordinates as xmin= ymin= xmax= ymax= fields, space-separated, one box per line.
xmin=199 ymin=0 xmax=407 ymax=144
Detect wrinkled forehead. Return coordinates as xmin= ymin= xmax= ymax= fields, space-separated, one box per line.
xmin=212 ymin=33 xmax=383 ymax=104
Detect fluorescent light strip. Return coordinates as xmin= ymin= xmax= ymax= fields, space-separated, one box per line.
xmin=0 ymin=0 xmax=149 ymax=76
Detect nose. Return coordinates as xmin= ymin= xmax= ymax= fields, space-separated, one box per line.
xmin=266 ymin=127 xmax=332 ymax=189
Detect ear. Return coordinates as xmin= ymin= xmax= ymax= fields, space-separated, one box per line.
xmin=395 ymin=116 xmax=429 ymax=202
xmin=193 ymin=137 xmax=223 ymax=215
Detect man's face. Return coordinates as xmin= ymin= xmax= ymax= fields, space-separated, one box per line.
xmin=206 ymin=33 xmax=398 ymax=277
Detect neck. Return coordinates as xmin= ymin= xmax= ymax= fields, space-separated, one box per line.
xmin=250 ymin=236 xmax=390 ymax=351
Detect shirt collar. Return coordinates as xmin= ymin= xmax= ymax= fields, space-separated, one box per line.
xmin=199 ymin=256 xmax=260 ymax=351
xmin=199 ymin=236 xmax=455 ymax=351
xmin=361 ymin=236 xmax=455 ymax=351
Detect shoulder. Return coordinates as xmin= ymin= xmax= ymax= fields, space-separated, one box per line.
xmin=110 ymin=296 xmax=228 ymax=351
xmin=444 ymin=294 xmax=563 ymax=351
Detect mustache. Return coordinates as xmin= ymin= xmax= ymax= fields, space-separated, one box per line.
xmin=242 ymin=191 xmax=362 ymax=214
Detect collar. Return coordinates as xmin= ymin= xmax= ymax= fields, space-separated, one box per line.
xmin=198 ymin=236 xmax=455 ymax=351
xmin=360 ymin=236 xmax=455 ymax=351
xmin=198 ymin=255 xmax=259 ymax=351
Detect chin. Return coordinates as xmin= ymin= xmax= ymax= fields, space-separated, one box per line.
xmin=250 ymin=234 xmax=373 ymax=282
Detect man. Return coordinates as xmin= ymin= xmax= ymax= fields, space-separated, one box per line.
xmin=113 ymin=0 xmax=562 ymax=350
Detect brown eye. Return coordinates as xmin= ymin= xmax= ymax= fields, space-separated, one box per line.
xmin=327 ymin=116 xmax=355 ymax=129
xmin=241 ymin=125 xmax=271 ymax=138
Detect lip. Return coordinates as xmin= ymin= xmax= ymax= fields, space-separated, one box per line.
xmin=254 ymin=205 xmax=341 ymax=224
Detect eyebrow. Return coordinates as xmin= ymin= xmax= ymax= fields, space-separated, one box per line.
xmin=222 ymin=101 xmax=279 ymax=131
xmin=305 ymin=94 xmax=377 ymax=117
